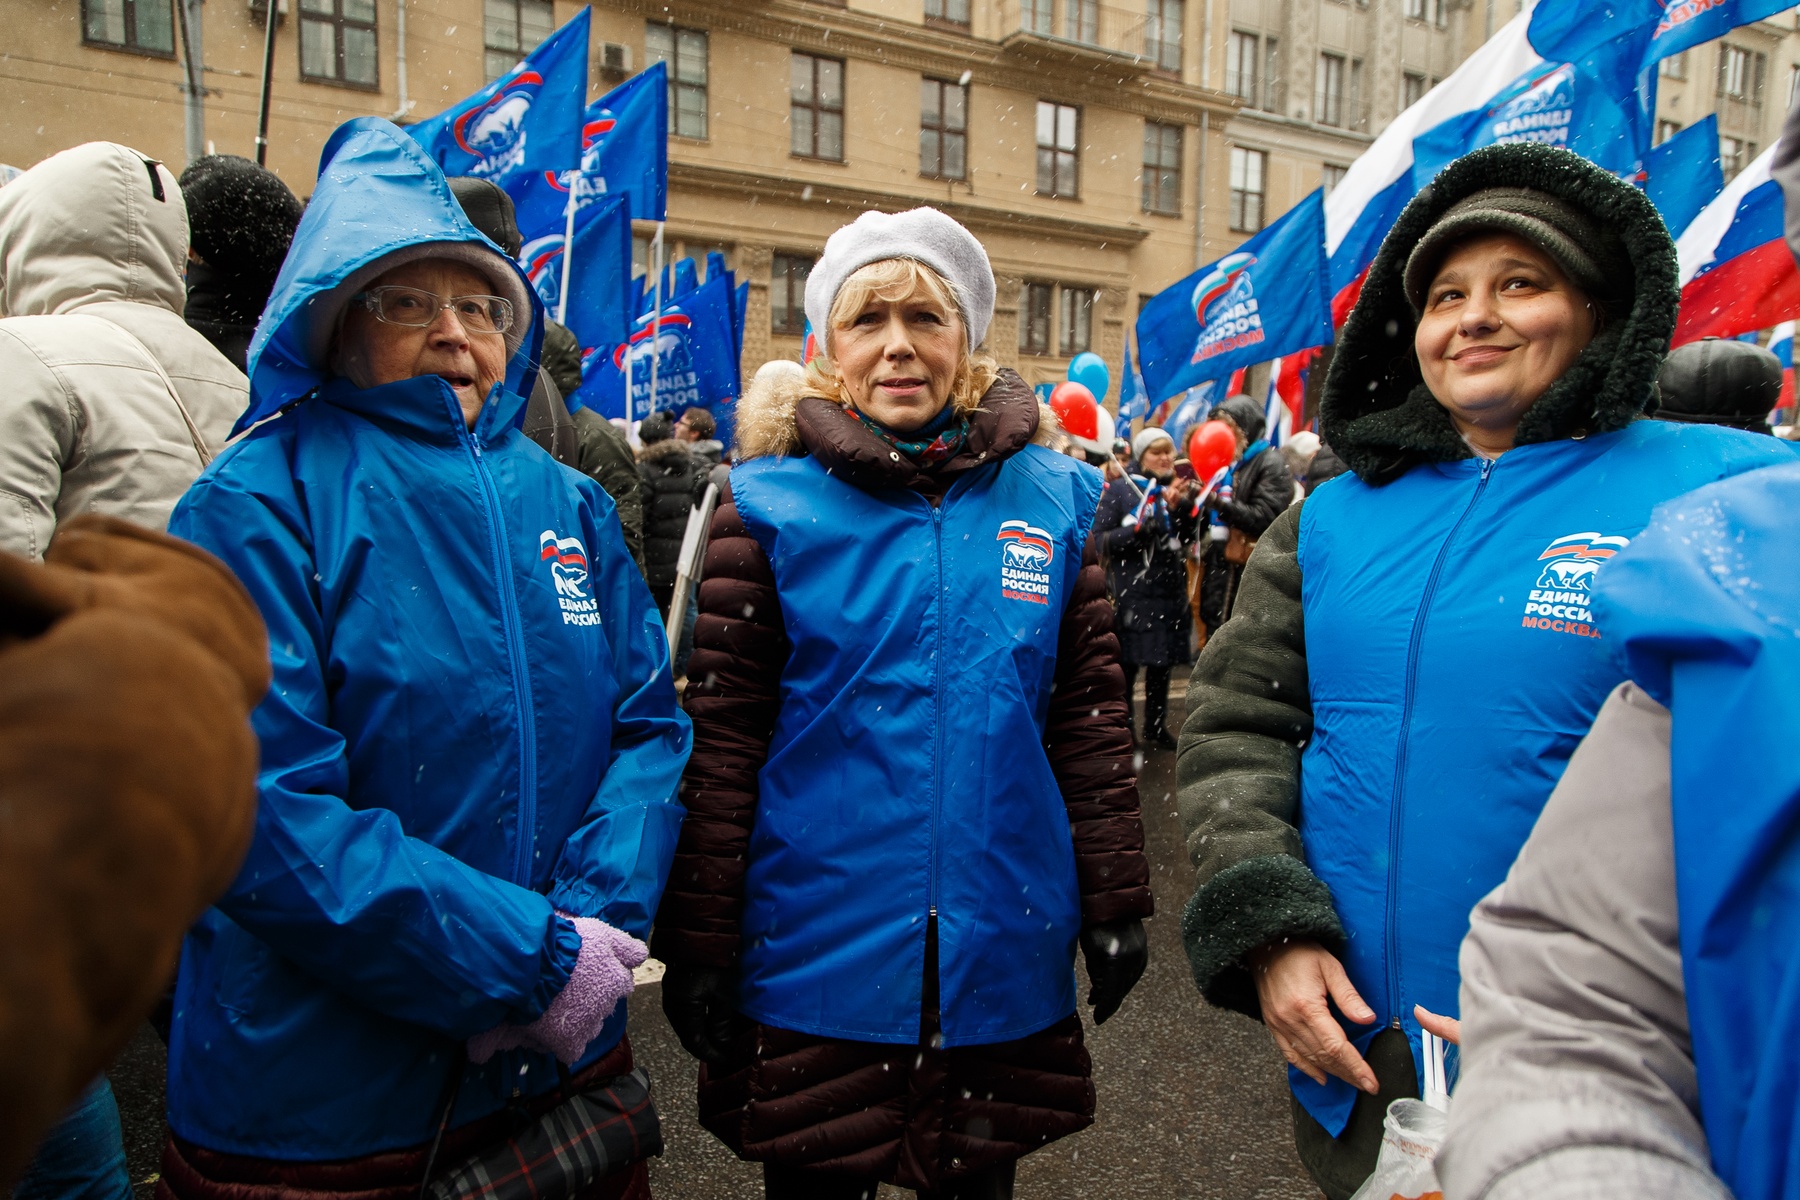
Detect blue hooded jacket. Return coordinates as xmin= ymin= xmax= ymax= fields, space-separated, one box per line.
xmin=1594 ymin=461 xmax=1800 ymax=1200
xmin=164 ymin=119 xmax=690 ymax=1159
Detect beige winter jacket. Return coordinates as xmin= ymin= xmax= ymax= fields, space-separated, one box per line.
xmin=1437 ymin=682 xmax=1729 ymax=1200
xmin=0 ymin=143 xmax=247 ymax=561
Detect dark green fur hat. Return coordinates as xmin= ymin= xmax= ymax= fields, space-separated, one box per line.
xmin=1321 ymin=142 xmax=1679 ymax=486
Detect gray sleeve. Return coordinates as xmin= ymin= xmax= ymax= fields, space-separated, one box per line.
xmin=1438 ymin=683 xmax=1726 ymax=1200
xmin=0 ymin=332 xmax=77 ymax=561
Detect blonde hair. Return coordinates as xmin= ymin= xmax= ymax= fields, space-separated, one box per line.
xmin=803 ymin=257 xmax=999 ymax=418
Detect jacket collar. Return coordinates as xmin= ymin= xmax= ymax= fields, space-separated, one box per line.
xmin=319 ymin=373 xmax=527 ymax=448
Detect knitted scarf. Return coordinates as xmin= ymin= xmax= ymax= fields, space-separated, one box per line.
xmin=852 ymin=402 xmax=970 ymax=467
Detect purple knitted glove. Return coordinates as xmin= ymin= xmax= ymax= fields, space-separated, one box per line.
xmin=467 ymin=916 xmax=647 ymax=1065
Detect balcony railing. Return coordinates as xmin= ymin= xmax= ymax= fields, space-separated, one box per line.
xmin=998 ymin=0 xmax=1176 ymax=72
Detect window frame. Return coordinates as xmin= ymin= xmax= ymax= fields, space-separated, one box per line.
xmin=1035 ymin=100 xmax=1080 ymax=199
xmin=1145 ymin=0 xmax=1182 ymax=74
xmin=1226 ymin=30 xmax=1258 ymax=103
xmin=1059 ymin=287 xmax=1095 ymax=356
xmin=1262 ymin=37 xmax=1281 ymax=111
xmin=646 ymin=23 xmax=710 ymax=141
xmin=1020 ymin=282 xmax=1054 ymax=356
xmin=1656 ymin=119 xmax=1683 ymax=145
xmin=790 ymin=51 xmax=847 ymax=162
xmin=1229 ymin=145 xmax=1266 ymax=233
xmin=483 ymin=0 xmax=555 ymax=84
xmin=299 ymin=0 xmax=379 ymax=89
xmin=81 ymin=0 xmax=175 ymax=57
xmin=920 ymin=76 xmax=969 ymax=181
xmin=923 ymin=0 xmax=971 ymax=29
xmin=1402 ymin=70 xmax=1426 ymax=110
xmin=1142 ymin=120 xmax=1182 ymax=215
xmin=1315 ymin=51 xmax=1345 ymax=127
xmin=770 ymin=253 xmax=814 ymax=337
xmin=1720 ymin=43 xmax=1749 ymax=97
xmin=1661 ymin=50 xmax=1688 ymax=80
xmin=1322 ymin=162 xmax=1347 ymax=195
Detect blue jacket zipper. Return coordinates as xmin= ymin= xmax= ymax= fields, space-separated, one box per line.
xmin=928 ymin=501 xmax=947 ymax=924
xmin=1384 ymin=455 xmax=1494 ymax=1019
xmin=459 ymin=407 xmax=539 ymax=887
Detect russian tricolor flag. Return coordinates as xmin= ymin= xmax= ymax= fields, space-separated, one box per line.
xmin=1264 ymin=348 xmax=1318 ymax=446
xmin=1770 ymin=321 xmax=1796 ymax=412
xmin=1674 ymin=145 xmax=1800 ymax=346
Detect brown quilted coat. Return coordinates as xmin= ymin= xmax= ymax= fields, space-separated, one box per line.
xmin=651 ymin=370 xmax=1151 ymax=1189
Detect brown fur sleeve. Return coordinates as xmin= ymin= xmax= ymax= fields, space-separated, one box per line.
xmin=1047 ymin=539 xmax=1154 ymax=926
xmin=650 ymin=490 xmax=788 ymax=970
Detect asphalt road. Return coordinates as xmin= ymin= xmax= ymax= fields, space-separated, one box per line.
xmin=101 ymin=675 xmax=1317 ymax=1200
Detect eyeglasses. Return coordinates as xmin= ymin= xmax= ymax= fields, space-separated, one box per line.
xmin=355 ymin=286 xmax=514 ymax=334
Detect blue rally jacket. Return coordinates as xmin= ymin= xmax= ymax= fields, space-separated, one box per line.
xmin=1295 ymin=419 xmax=1793 ymax=1136
xmin=728 ymin=445 xmax=1101 ymax=1046
xmin=163 ymin=119 xmax=690 ymax=1158
xmin=1595 ymin=461 xmax=1800 ymax=1200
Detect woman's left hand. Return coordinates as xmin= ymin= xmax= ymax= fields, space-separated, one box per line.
xmin=1414 ymin=1003 xmax=1462 ymax=1046
xmin=1080 ymin=919 xmax=1148 ymax=1024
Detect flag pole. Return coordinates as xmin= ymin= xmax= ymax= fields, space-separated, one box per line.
xmin=648 ymin=222 xmax=665 ymax=420
xmin=556 ymin=170 xmax=576 ymax=326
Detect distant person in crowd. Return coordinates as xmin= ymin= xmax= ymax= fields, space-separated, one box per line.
xmin=1303 ymin=441 xmax=1350 ymax=494
xmin=1193 ymin=394 xmax=1295 ymax=637
xmin=0 ymin=517 xmax=266 ymax=1188
xmin=1440 ymin=460 xmax=1800 ymax=1200
xmin=656 ymin=207 xmax=1151 ymax=1200
xmin=160 ymin=119 xmax=687 ymax=1199
xmin=1092 ymin=426 xmax=1201 ymax=749
xmin=675 ymin=405 xmax=724 ymax=463
xmin=1280 ymin=430 xmax=1321 ymax=503
xmin=447 ymin=177 xmax=646 ymax=567
xmin=178 ymin=154 xmax=303 ymax=372
xmin=1175 ymin=143 xmax=1795 ymax=1200
xmin=636 ymin=409 xmax=709 ymax=673
xmin=0 ymin=143 xmax=246 ymax=562
xmin=1654 ymin=336 xmax=1782 ymax=434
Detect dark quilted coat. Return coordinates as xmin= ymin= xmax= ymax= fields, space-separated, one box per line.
xmin=652 ymin=370 xmax=1151 ymax=1190
xmin=636 ymin=439 xmax=708 ymax=614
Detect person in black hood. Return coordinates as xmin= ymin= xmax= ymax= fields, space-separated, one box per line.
xmin=636 ymin=410 xmax=708 ymax=675
xmin=1655 ymin=336 xmax=1781 ymax=434
xmin=1193 ymin=394 xmax=1296 ymax=637
xmin=178 ymin=156 xmax=302 ymax=372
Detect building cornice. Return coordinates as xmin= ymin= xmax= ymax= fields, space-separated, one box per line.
xmin=669 ymin=160 xmax=1152 ymax=253
xmin=626 ymin=0 xmax=1240 ymax=123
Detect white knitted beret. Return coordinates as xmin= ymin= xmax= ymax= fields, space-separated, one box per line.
xmin=803 ymin=207 xmax=995 ymax=356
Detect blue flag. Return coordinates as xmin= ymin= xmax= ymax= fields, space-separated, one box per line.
xmin=732 ymin=279 xmax=748 ymax=360
xmin=1645 ymin=115 xmax=1724 ymax=239
xmin=559 ymin=194 xmax=633 ymax=370
xmin=673 ymin=257 xmax=699 ymax=299
xmin=406 ymin=7 xmax=587 ymax=188
xmin=512 ymin=62 xmax=669 ymax=242
xmin=577 ymin=272 xmax=740 ymax=429
xmin=1136 ymin=189 xmax=1333 ymax=402
xmin=1409 ymin=58 xmax=1650 ymax=186
xmin=1117 ymin=340 xmax=1149 ymax=426
xmin=1529 ymin=0 xmax=1791 ymax=74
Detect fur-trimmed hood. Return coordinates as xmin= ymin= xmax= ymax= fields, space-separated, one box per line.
xmin=1321 ymin=142 xmax=1679 ymax=486
xmin=732 ymin=366 xmax=1062 ymax=489
xmin=636 ymin=437 xmax=697 ymax=467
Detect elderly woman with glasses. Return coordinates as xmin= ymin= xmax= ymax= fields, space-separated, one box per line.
xmin=159 ymin=121 xmax=689 ymax=1200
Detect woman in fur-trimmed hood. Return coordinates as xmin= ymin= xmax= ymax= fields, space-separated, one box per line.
xmin=1172 ymin=142 xmax=1797 ymax=1200
xmin=653 ymin=207 xmax=1152 ymax=1200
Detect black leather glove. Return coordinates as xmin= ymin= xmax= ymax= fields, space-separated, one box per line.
xmin=660 ymin=963 xmax=745 ymax=1066
xmin=1080 ymin=919 xmax=1148 ymax=1025
xmin=1136 ymin=513 xmax=1168 ymax=540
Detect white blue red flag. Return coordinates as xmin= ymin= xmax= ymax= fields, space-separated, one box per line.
xmin=1644 ymin=115 xmax=1724 ymax=238
xmin=1768 ymin=320 xmax=1795 ymax=410
xmin=512 ymin=62 xmax=670 ymax=243
xmin=407 ymin=7 xmax=587 ymax=189
xmin=1674 ymin=144 xmax=1800 ymax=345
xmin=1137 ymin=189 xmax=1332 ymax=402
xmin=1264 ymin=347 xmax=1318 ymax=446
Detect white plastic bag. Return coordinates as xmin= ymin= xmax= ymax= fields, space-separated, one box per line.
xmin=1348 ymin=1098 xmax=1448 ymax=1200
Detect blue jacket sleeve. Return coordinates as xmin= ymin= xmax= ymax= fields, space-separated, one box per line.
xmin=544 ymin=494 xmax=692 ymax=940
xmin=169 ymin=459 xmax=579 ymax=1039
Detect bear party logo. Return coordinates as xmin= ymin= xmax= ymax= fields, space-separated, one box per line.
xmin=539 ymin=529 xmax=601 ymax=626
xmin=1188 ymin=251 xmax=1264 ymax=365
xmin=997 ymin=520 xmax=1054 ymax=605
xmin=453 ymin=71 xmax=543 ymax=180
xmin=1520 ymin=531 xmax=1629 ymax=639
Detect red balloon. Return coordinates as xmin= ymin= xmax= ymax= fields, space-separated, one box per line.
xmin=1048 ymin=381 xmax=1099 ymax=443
xmin=1187 ymin=420 xmax=1238 ymax=482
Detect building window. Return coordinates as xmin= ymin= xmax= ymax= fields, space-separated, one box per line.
xmin=1227 ymin=31 xmax=1258 ymax=102
xmin=1721 ymin=135 xmax=1749 ymax=180
xmin=1036 ymin=101 xmax=1079 ymax=198
xmin=300 ymin=0 xmax=378 ymax=87
xmin=1315 ymin=52 xmax=1345 ymax=126
xmin=1066 ymin=0 xmax=1097 ymax=43
xmin=1656 ymin=119 xmax=1683 ymax=145
xmin=1060 ymin=288 xmax=1094 ymax=356
xmin=1789 ymin=63 xmax=1800 ymax=111
xmin=1229 ymin=145 xmax=1265 ymax=232
xmin=1403 ymin=0 xmax=1424 ymax=18
xmin=791 ymin=53 xmax=845 ymax=160
xmin=771 ymin=253 xmax=812 ymax=336
xmin=1433 ymin=0 xmax=1447 ymax=26
xmin=920 ymin=77 xmax=968 ymax=180
xmin=1403 ymin=71 xmax=1426 ymax=109
xmin=1661 ymin=50 xmax=1687 ymax=80
xmin=1021 ymin=283 xmax=1054 ymax=355
xmin=646 ymin=24 xmax=709 ymax=140
xmin=484 ymin=0 xmax=553 ymax=82
xmin=1322 ymin=162 xmax=1347 ymax=194
xmin=1718 ymin=44 xmax=1765 ymax=102
xmin=1263 ymin=38 xmax=1281 ymax=111
xmin=1142 ymin=121 xmax=1182 ymax=214
xmin=1350 ymin=58 xmax=1365 ymax=130
xmin=82 ymin=0 xmax=174 ymax=55
xmin=924 ymin=0 xmax=970 ymax=25
xmin=1024 ymin=0 xmax=1052 ymax=35
xmin=1146 ymin=0 xmax=1182 ymax=72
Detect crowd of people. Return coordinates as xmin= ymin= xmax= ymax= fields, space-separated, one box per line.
xmin=3 ymin=103 xmax=1800 ymax=1200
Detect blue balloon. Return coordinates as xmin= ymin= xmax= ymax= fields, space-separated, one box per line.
xmin=1067 ymin=351 xmax=1111 ymax=401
